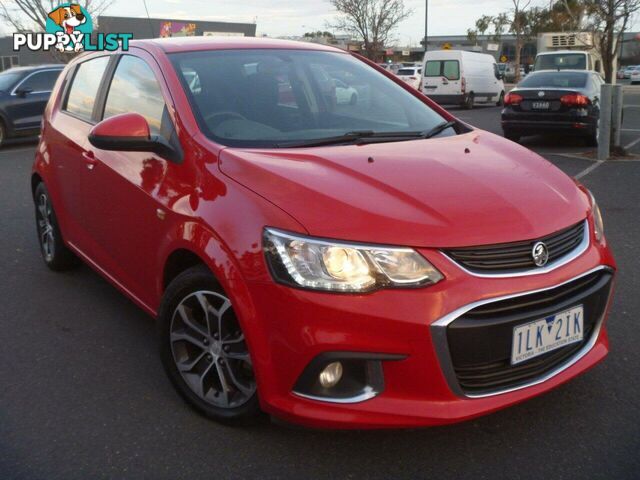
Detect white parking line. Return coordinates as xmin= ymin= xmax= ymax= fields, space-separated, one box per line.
xmin=624 ymin=136 xmax=640 ymax=150
xmin=575 ymin=160 xmax=605 ymax=180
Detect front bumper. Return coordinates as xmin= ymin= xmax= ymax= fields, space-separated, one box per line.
xmin=244 ymin=222 xmax=615 ymax=429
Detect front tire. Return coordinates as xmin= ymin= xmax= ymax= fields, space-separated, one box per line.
xmin=34 ymin=182 xmax=79 ymax=271
xmin=463 ymin=93 xmax=475 ymax=110
xmin=158 ymin=265 xmax=260 ymax=425
xmin=350 ymin=93 xmax=357 ymax=105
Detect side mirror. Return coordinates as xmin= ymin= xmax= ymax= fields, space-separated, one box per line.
xmin=15 ymin=87 xmax=33 ymax=97
xmin=88 ymin=113 xmax=181 ymax=162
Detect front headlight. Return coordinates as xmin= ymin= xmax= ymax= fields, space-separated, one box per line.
xmin=586 ymin=189 xmax=604 ymax=242
xmin=263 ymin=228 xmax=444 ymax=292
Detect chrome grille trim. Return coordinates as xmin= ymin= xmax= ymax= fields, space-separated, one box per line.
xmin=442 ymin=220 xmax=590 ymax=278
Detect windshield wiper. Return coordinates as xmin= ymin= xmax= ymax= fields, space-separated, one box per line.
xmin=421 ymin=120 xmax=458 ymax=140
xmin=276 ymin=122 xmax=457 ymax=148
xmin=276 ymin=130 xmax=377 ymax=148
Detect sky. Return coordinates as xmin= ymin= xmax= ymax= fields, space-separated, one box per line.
xmin=2 ymin=1 xmax=638 ymax=43
xmin=90 ymin=0 xmax=549 ymax=46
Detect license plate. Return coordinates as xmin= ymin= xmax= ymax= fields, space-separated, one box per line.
xmin=511 ymin=306 xmax=584 ymax=365
xmin=532 ymin=101 xmax=550 ymax=110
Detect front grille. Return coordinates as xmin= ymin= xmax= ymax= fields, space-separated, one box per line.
xmin=445 ymin=221 xmax=586 ymax=274
xmin=447 ymin=270 xmax=613 ymax=396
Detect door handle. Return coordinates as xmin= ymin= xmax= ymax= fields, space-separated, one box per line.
xmin=82 ymin=150 xmax=98 ymax=170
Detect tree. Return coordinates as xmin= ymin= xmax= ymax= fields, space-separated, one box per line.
xmin=328 ymin=0 xmax=412 ymax=60
xmin=467 ymin=15 xmax=493 ymax=45
xmin=585 ymin=0 xmax=640 ymax=82
xmin=0 ymin=0 xmax=113 ymax=33
xmin=511 ymin=0 xmax=532 ymax=83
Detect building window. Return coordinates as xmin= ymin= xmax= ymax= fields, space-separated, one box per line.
xmin=0 ymin=56 xmax=19 ymax=72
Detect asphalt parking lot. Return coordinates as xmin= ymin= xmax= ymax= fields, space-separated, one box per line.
xmin=1 ymin=96 xmax=639 ymax=478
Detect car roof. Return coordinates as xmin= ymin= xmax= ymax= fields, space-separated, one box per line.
xmin=536 ymin=50 xmax=587 ymax=55
xmin=130 ymin=36 xmax=345 ymax=54
xmin=527 ymin=69 xmax=591 ymax=75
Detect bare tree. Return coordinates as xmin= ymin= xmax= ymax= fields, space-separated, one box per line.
xmin=328 ymin=0 xmax=412 ymax=60
xmin=0 ymin=0 xmax=113 ymax=33
xmin=511 ymin=0 xmax=532 ymax=83
xmin=586 ymin=0 xmax=640 ymax=82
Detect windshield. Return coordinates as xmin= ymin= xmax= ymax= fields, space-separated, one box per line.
xmin=519 ymin=72 xmax=588 ymax=89
xmin=170 ymin=49 xmax=448 ymax=148
xmin=0 ymin=71 xmax=22 ymax=92
xmin=397 ymin=68 xmax=419 ymax=75
xmin=535 ymin=53 xmax=587 ymax=71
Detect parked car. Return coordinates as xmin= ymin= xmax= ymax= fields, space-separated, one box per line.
xmin=334 ymin=78 xmax=358 ymax=105
xmin=617 ymin=67 xmax=626 ymax=80
xmin=422 ymin=50 xmax=505 ymax=109
xmin=501 ymin=70 xmax=603 ymax=145
xmin=0 ymin=64 xmax=63 ymax=147
xmin=631 ymin=70 xmax=640 ymax=85
xmin=624 ymin=65 xmax=639 ymax=79
xmin=377 ymin=62 xmax=400 ymax=74
xmin=396 ymin=66 xmax=422 ymax=90
xmin=33 ymin=38 xmax=615 ymax=429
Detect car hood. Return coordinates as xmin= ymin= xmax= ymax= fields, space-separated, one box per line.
xmin=218 ymin=131 xmax=588 ymax=248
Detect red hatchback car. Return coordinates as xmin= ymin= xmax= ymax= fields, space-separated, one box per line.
xmin=32 ymin=37 xmax=615 ymax=429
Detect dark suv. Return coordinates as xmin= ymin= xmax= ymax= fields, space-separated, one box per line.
xmin=0 ymin=65 xmax=63 ymax=147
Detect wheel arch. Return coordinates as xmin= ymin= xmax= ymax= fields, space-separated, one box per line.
xmin=31 ymin=172 xmax=43 ymax=199
xmin=157 ymin=221 xmax=260 ymax=333
xmin=157 ymin=223 xmax=271 ymax=400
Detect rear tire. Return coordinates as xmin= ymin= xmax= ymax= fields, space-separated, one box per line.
xmin=586 ymin=119 xmax=599 ymax=147
xmin=497 ymin=91 xmax=505 ymax=107
xmin=158 ymin=265 xmax=261 ymax=425
xmin=503 ymin=130 xmax=521 ymax=142
xmin=463 ymin=93 xmax=475 ymax=110
xmin=34 ymin=182 xmax=80 ymax=271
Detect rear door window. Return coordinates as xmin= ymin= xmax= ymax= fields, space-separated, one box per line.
xmin=17 ymin=69 xmax=61 ymax=93
xmin=425 ymin=60 xmax=460 ymax=80
xmin=65 ymin=56 xmax=110 ymax=121
xmin=103 ymin=55 xmax=166 ymax=135
xmin=442 ymin=61 xmax=460 ymax=80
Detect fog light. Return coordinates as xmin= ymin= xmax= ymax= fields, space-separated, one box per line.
xmin=318 ymin=362 xmax=343 ymax=388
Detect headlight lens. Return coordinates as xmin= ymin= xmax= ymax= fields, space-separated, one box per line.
xmin=587 ymin=190 xmax=604 ymax=242
xmin=263 ymin=228 xmax=444 ymax=292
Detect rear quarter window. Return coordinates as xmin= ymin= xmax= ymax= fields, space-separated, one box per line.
xmin=65 ymin=56 xmax=110 ymax=121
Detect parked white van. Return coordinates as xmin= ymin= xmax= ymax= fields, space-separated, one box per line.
xmin=422 ymin=50 xmax=505 ymax=109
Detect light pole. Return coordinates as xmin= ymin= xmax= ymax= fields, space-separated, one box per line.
xmin=424 ymin=0 xmax=428 ymax=52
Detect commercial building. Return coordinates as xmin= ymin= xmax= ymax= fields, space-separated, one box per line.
xmin=0 ymin=16 xmax=256 ymax=71
xmin=96 ymin=16 xmax=256 ymax=40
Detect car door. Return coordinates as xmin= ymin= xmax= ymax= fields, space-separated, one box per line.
xmin=80 ymin=52 xmax=179 ymax=308
xmin=48 ymin=56 xmax=111 ymax=247
xmin=6 ymin=69 xmax=61 ymax=132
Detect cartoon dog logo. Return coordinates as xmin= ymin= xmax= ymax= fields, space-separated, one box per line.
xmin=48 ymin=4 xmax=87 ymax=52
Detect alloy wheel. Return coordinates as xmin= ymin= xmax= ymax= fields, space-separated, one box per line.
xmin=36 ymin=193 xmax=55 ymax=262
xmin=169 ymin=291 xmax=256 ymax=408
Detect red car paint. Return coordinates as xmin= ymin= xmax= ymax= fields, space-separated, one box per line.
xmin=33 ymin=37 xmax=616 ymax=429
